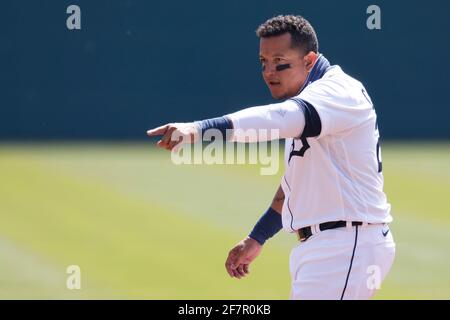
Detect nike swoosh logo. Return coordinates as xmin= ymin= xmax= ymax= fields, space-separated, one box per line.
xmin=382 ymin=229 xmax=390 ymax=237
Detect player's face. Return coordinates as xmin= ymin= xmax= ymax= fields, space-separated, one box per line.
xmin=259 ymin=33 xmax=316 ymax=100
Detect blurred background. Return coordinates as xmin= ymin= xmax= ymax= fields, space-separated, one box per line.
xmin=0 ymin=0 xmax=449 ymax=299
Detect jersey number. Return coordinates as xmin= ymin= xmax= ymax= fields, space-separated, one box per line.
xmin=363 ymin=88 xmax=383 ymax=173
xmin=376 ymin=139 xmax=382 ymax=173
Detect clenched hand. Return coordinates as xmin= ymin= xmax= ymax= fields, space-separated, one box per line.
xmin=225 ymin=237 xmax=262 ymax=279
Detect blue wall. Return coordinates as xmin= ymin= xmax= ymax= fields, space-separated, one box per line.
xmin=1 ymin=0 xmax=449 ymax=139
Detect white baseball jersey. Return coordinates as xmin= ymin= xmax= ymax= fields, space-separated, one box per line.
xmin=281 ymin=65 xmax=392 ymax=231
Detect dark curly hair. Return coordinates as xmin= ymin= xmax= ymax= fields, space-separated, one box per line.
xmin=256 ymin=15 xmax=319 ymax=54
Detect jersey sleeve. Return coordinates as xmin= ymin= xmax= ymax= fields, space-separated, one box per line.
xmin=293 ymin=72 xmax=375 ymax=138
xmin=225 ymin=99 xmax=306 ymax=142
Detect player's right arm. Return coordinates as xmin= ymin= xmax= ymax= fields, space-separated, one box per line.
xmin=147 ymin=100 xmax=306 ymax=150
xmin=225 ymin=185 xmax=284 ymax=279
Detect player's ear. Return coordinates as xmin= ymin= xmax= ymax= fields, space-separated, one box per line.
xmin=304 ymin=52 xmax=318 ymax=72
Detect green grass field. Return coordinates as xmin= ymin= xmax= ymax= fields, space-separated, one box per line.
xmin=0 ymin=142 xmax=449 ymax=299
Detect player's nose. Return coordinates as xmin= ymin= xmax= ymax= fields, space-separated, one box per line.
xmin=263 ymin=65 xmax=277 ymax=76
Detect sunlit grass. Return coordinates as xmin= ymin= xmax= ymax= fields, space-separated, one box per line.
xmin=0 ymin=142 xmax=448 ymax=299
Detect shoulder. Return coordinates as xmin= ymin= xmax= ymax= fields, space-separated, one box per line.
xmin=306 ymin=66 xmax=363 ymax=93
xmin=291 ymin=66 xmax=375 ymax=138
xmin=298 ymin=66 xmax=367 ymax=106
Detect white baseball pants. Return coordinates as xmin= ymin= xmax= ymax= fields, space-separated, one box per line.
xmin=289 ymin=223 xmax=395 ymax=300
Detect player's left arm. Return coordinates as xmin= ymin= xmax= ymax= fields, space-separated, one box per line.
xmin=225 ymin=184 xmax=285 ymax=279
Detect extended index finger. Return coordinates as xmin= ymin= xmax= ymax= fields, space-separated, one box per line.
xmin=146 ymin=124 xmax=169 ymax=137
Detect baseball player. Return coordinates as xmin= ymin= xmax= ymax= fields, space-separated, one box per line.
xmin=147 ymin=15 xmax=395 ymax=300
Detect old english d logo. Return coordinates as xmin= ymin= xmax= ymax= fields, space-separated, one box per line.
xmin=289 ymin=138 xmax=310 ymax=163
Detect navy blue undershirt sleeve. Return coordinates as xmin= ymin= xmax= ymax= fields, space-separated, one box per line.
xmin=196 ymin=116 xmax=233 ymax=139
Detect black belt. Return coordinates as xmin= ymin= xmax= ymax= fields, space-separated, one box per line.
xmin=297 ymin=221 xmax=363 ymax=242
